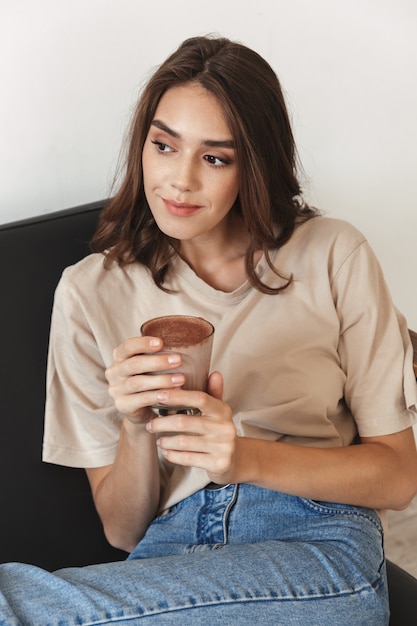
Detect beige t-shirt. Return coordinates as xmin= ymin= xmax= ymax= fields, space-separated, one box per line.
xmin=43 ymin=216 xmax=417 ymax=511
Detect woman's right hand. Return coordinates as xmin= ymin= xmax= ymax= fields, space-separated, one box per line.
xmin=105 ymin=336 xmax=185 ymax=423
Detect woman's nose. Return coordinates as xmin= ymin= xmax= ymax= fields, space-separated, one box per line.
xmin=171 ymin=156 xmax=198 ymax=192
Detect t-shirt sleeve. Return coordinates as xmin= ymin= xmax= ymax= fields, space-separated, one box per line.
xmin=331 ymin=238 xmax=417 ymax=437
xmin=42 ymin=269 xmax=122 ymax=468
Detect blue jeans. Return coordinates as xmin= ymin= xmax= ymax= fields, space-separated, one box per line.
xmin=0 ymin=484 xmax=389 ymax=625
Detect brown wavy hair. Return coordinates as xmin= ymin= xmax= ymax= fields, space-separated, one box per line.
xmin=92 ymin=35 xmax=317 ymax=294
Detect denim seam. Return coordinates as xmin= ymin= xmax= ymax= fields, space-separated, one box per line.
xmin=300 ymin=499 xmax=383 ymax=533
xmin=69 ymin=582 xmax=383 ymax=626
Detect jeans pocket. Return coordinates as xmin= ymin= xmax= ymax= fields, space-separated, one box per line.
xmin=300 ymin=498 xmax=383 ymax=533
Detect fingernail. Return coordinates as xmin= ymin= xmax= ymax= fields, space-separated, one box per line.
xmin=156 ymin=391 xmax=169 ymax=401
xmin=150 ymin=338 xmax=161 ymax=348
xmin=167 ymin=354 xmax=181 ymax=364
xmin=171 ymin=374 xmax=184 ymax=384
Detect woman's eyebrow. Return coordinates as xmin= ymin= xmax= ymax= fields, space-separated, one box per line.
xmin=151 ymin=119 xmax=235 ymax=149
xmin=151 ymin=120 xmax=180 ymax=139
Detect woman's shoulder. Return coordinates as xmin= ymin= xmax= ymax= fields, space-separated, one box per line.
xmin=291 ymin=214 xmax=369 ymax=261
xmin=59 ymin=252 xmax=113 ymax=288
xmin=62 ymin=251 xmax=106 ymax=276
xmin=58 ymin=252 xmax=151 ymax=295
xmin=277 ymin=214 xmax=372 ymax=279
xmin=295 ymin=214 xmax=367 ymax=245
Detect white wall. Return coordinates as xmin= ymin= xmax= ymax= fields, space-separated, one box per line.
xmin=1 ymin=0 xmax=416 ymax=327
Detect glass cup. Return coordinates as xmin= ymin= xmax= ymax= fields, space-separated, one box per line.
xmin=140 ymin=314 xmax=215 ymax=416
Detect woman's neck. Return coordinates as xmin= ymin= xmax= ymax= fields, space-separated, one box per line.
xmin=178 ymin=216 xmax=262 ymax=292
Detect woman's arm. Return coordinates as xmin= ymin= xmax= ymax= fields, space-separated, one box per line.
xmin=233 ymin=427 xmax=417 ymax=511
xmin=85 ymin=335 xmax=187 ymax=553
xmin=148 ymin=374 xmax=417 ymax=512
xmin=86 ymin=421 xmax=160 ymax=553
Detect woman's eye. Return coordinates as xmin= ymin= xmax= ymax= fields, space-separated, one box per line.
xmin=151 ymin=140 xmax=173 ymax=153
xmin=204 ymin=154 xmax=229 ymax=167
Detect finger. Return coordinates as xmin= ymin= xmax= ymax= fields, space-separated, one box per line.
xmin=153 ymin=386 xmax=221 ymax=416
xmin=157 ymin=437 xmax=235 ymax=474
xmin=112 ymin=336 xmax=162 ymax=362
xmin=148 ymin=412 xmax=236 ymax=443
xmin=158 ymin=433 xmax=206 ymax=453
xmin=106 ymin=352 xmax=182 ymax=385
xmin=127 ymin=373 xmax=185 ymax=395
xmin=207 ymin=371 xmax=224 ymax=400
xmin=158 ymin=448 xmax=207 ymax=468
xmin=147 ymin=412 xmax=204 ymax=436
xmin=153 ymin=385 xmax=229 ymax=421
xmin=114 ymin=395 xmax=155 ymax=420
xmin=124 ymin=352 xmax=182 ymax=378
xmin=108 ymin=373 xmax=185 ymax=407
xmin=110 ymin=378 xmax=188 ymax=418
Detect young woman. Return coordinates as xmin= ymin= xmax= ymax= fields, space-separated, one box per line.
xmin=1 ymin=35 xmax=416 ymax=625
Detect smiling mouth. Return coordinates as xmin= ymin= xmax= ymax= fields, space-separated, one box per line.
xmin=163 ymin=198 xmax=202 ymax=216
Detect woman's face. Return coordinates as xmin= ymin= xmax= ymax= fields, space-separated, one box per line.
xmin=142 ymin=83 xmax=239 ymax=245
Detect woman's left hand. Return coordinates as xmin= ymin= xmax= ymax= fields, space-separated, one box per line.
xmin=145 ymin=371 xmax=242 ymax=484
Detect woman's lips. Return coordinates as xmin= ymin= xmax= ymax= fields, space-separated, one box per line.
xmin=162 ymin=198 xmax=202 ymax=217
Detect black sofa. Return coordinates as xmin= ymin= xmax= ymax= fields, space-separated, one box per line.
xmin=1 ymin=200 xmax=416 ymax=624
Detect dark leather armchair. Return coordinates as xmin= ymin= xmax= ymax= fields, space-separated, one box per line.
xmin=0 ymin=201 xmax=416 ymax=624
